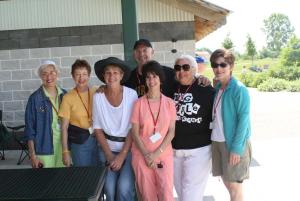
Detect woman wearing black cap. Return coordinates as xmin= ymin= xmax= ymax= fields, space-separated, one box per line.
xmin=93 ymin=57 xmax=138 ymax=201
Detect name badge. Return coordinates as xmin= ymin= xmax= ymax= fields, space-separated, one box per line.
xmin=149 ymin=132 xmax=162 ymax=143
xmin=88 ymin=127 xmax=94 ymax=134
xmin=56 ymin=123 xmax=61 ymax=130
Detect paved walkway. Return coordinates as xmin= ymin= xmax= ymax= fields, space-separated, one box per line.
xmin=1 ymin=88 xmax=300 ymax=201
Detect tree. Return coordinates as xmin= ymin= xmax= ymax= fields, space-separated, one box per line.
xmin=258 ymin=46 xmax=277 ymax=59
xmin=245 ymin=34 xmax=257 ymax=65
xmin=262 ymin=13 xmax=295 ymax=57
xmin=280 ymin=35 xmax=300 ymax=67
xmin=222 ymin=33 xmax=234 ymax=50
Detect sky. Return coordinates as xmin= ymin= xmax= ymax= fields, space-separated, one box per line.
xmin=196 ymin=0 xmax=300 ymax=53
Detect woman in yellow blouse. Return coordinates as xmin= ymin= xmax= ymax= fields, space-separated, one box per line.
xmin=59 ymin=59 xmax=97 ymax=167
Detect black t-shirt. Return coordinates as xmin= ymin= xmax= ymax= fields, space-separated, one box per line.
xmin=125 ymin=66 xmax=176 ymax=98
xmin=172 ymin=82 xmax=215 ymax=149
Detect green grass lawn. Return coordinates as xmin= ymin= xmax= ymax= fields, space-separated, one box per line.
xmin=202 ymin=58 xmax=279 ymax=81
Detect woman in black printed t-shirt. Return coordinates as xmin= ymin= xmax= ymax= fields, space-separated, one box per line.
xmin=172 ymin=54 xmax=215 ymax=201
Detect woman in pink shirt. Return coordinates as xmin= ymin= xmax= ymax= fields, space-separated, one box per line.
xmin=131 ymin=60 xmax=177 ymax=201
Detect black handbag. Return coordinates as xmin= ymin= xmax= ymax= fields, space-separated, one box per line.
xmin=68 ymin=124 xmax=90 ymax=144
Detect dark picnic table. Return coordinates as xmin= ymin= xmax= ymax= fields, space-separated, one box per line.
xmin=0 ymin=166 xmax=107 ymax=201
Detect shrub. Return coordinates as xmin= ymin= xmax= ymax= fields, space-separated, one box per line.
xmin=257 ymin=78 xmax=288 ymax=92
xmin=280 ymin=36 xmax=300 ymax=67
xmin=286 ymin=80 xmax=300 ymax=92
xmin=239 ymin=72 xmax=268 ymax=88
xmin=269 ymin=66 xmax=300 ymax=81
xmin=250 ymin=72 xmax=269 ymax=88
xmin=239 ymin=73 xmax=253 ymax=87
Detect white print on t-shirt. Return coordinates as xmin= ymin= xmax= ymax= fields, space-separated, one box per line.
xmin=175 ymin=93 xmax=202 ymax=124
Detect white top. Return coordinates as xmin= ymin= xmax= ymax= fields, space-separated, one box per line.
xmin=211 ymin=89 xmax=226 ymax=142
xmin=93 ymin=86 xmax=138 ymax=152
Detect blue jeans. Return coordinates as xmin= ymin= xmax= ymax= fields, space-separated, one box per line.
xmin=98 ymin=148 xmax=135 ymax=201
xmin=71 ymin=135 xmax=98 ymax=167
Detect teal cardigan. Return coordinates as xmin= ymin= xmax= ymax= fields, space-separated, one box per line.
xmin=215 ymin=77 xmax=251 ymax=155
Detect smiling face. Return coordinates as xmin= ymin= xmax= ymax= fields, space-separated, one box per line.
xmin=133 ymin=45 xmax=154 ymax=68
xmin=103 ymin=65 xmax=124 ymax=86
xmin=72 ymin=67 xmax=90 ymax=88
xmin=40 ymin=65 xmax=58 ymax=88
xmin=175 ymin=58 xmax=195 ymax=85
xmin=145 ymin=72 xmax=161 ymax=91
xmin=212 ymin=56 xmax=233 ymax=84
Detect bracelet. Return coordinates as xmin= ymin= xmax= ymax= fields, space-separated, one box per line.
xmin=63 ymin=150 xmax=70 ymax=154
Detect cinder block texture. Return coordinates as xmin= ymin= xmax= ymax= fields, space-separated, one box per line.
xmin=30 ymin=48 xmax=50 ymax=58
xmin=0 ymin=38 xmax=195 ymax=125
xmin=0 ymin=71 xmax=12 ymax=81
xmin=1 ymin=60 xmax=20 ymax=70
xmin=0 ymin=50 xmax=10 ymax=60
xmin=3 ymin=81 xmax=22 ymax=91
xmin=10 ymin=49 xmax=30 ymax=59
xmin=4 ymin=101 xmax=23 ymax=111
xmin=12 ymin=70 xmax=32 ymax=80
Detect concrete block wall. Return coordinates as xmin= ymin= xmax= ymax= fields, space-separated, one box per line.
xmin=0 ymin=40 xmax=195 ymax=126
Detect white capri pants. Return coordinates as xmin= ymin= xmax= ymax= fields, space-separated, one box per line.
xmin=173 ymin=145 xmax=212 ymax=201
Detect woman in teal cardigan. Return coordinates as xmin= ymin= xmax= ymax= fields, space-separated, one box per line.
xmin=210 ymin=49 xmax=251 ymax=201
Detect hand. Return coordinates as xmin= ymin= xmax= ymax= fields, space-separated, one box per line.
xmin=96 ymin=85 xmax=105 ymax=93
xmin=229 ymin=152 xmax=241 ymax=166
xmin=213 ymin=77 xmax=219 ymax=87
xmin=197 ymin=75 xmax=211 ymax=86
xmin=30 ymin=155 xmax=43 ymax=168
xmin=105 ymin=152 xmax=116 ymax=170
xmin=62 ymin=152 xmax=72 ymax=167
xmin=144 ymin=152 xmax=158 ymax=169
xmin=109 ymin=154 xmax=126 ymax=171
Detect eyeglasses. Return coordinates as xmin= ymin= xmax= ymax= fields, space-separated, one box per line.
xmin=211 ymin=62 xmax=228 ymax=68
xmin=174 ymin=64 xmax=191 ymax=71
xmin=41 ymin=71 xmax=57 ymax=78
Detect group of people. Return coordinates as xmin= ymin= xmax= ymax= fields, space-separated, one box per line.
xmin=24 ymin=39 xmax=251 ymax=201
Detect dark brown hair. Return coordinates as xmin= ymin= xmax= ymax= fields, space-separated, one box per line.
xmin=71 ymin=59 xmax=91 ymax=76
xmin=142 ymin=60 xmax=165 ymax=92
xmin=210 ymin=49 xmax=235 ymax=66
xmin=142 ymin=61 xmax=165 ymax=83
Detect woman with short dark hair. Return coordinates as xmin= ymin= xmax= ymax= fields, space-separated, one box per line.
xmin=131 ymin=60 xmax=176 ymax=201
xmin=59 ymin=59 xmax=97 ymax=167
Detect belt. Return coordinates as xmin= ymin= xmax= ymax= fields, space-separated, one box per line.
xmin=104 ymin=132 xmax=126 ymax=142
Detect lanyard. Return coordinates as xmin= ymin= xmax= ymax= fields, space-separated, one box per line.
xmin=176 ymin=79 xmax=196 ymax=103
xmin=75 ymin=88 xmax=91 ymax=120
xmin=212 ymin=89 xmax=224 ymax=120
xmin=212 ymin=78 xmax=231 ymax=120
xmin=48 ymin=98 xmax=59 ymax=116
xmin=136 ymin=70 xmax=146 ymax=97
xmin=48 ymin=88 xmax=59 ymax=116
xmin=146 ymin=94 xmax=162 ymax=134
xmin=136 ymin=70 xmax=141 ymax=86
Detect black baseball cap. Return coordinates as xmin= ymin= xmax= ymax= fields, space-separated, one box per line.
xmin=133 ymin=39 xmax=152 ymax=49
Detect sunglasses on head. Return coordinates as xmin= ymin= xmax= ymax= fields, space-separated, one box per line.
xmin=211 ymin=62 xmax=228 ymax=68
xmin=174 ymin=64 xmax=191 ymax=71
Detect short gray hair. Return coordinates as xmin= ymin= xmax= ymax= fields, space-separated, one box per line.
xmin=37 ymin=60 xmax=60 ymax=78
xmin=175 ymin=54 xmax=197 ymax=69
